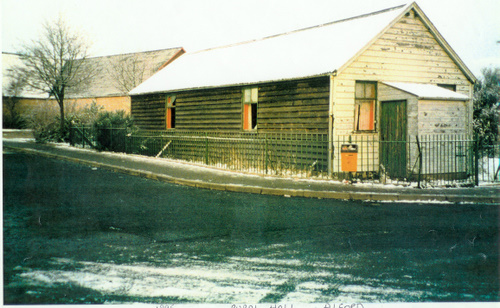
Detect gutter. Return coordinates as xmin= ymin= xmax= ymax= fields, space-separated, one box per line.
xmin=129 ymin=72 xmax=334 ymax=96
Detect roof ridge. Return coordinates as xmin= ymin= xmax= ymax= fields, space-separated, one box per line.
xmin=87 ymin=47 xmax=184 ymax=60
xmin=3 ymin=48 xmax=184 ymax=61
xmin=191 ymin=3 xmax=408 ymax=54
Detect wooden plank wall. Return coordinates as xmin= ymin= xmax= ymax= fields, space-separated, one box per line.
xmin=333 ymin=8 xmax=473 ymax=137
xmin=175 ymin=87 xmax=242 ymax=130
xmin=258 ymin=77 xmax=330 ymax=133
xmin=131 ymin=93 xmax=165 ymax=130
xmin=131 ymin=77 xmax=330 ymax=133
xmin=418 ymin=100 xmax=468 ymax=135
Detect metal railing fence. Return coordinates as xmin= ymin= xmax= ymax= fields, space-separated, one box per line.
xmin=69 ymin=126 xmax=500 ymax=186
xmin=331 ymin=134 xmax=478 ymax=186
xmin=477 ymin=143 xmax=500 ymax=183
xmin=70 ymin=127 xmax=329 ymax=178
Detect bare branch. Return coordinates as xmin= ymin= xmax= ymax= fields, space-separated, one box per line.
xmin=17 ymin=15 xmax=97 ymax=135
xmin=107 ymin=54 xmax=147 ymax=93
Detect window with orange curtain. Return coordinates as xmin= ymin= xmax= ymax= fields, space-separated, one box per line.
xmin=243 ymin=87 xmax=258 ymax=130
xmin=354 ymin=81 xmax=376 ymax=131
xmin=166 ymin=95 xmax=176 ymax=129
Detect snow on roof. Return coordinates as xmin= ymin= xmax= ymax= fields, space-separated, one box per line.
xmin=130 ymin=4 xmax=409 ymax=95
xmin=383 ymin=82 xmax=469 ymax=100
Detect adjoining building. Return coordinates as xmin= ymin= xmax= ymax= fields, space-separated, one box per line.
xmin=129 ymin=2 xmax=476 ymax=180
xmin=2 ymin=48 xmax=185 ymax=126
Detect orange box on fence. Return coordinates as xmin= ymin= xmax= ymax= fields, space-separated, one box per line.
xmin=341 ymin=144 xmax=358 ymax=172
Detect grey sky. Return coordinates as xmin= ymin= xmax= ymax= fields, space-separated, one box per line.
xmin=2 ymin=0 xmax=499 ymax=78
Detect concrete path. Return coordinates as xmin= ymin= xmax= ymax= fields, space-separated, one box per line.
xmin=3 ymin=138 xmax=499 ymax=204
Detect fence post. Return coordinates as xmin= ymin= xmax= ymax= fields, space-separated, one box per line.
xmin=69 ymin=125 xmax=74 ymax=146
xmin=125 ymin=132 xmax=128 ymax=154
xmin=474 ymin=139 xmax=480 ymax=186
xmin=110 ymin=124 xmax=113 ymax=151
xmin=265 ymin=134 xmax=268 ymax=174
xmin=416 ymin=135 xmax=422 ymax=189
xmin=205 ymin=132 xmax=209 ymax=165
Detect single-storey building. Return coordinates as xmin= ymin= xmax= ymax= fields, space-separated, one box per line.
xmin=129 ymin=2 xmax=476 ymax=179
xmin=2 ymin=52 xmax=54 ymax=127
xmin=2 ymin=48 xmax=184 ymax=127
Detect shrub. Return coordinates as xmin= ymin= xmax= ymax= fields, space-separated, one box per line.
xmin=70 ymin=101 xmax=104 ymax=126
xmin=22 ymin=103 xmax=61 ymax=143
xmin=92 ymin=110 xmax=136 ymax=151
xmin=473 ymin=67 xmax=500 ymax=149
xmin=24 ymin=100 xmax=106 ymax=143
xmin=3 ymin=113 xmax=26 ymax=129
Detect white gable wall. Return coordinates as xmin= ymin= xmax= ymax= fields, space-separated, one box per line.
xmin=333 ymin=8 xmax=473 ymax=137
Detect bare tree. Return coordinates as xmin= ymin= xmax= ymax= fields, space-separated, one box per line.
xmin=18 ymin=16 xmax=96 ymax=137
xmin=107 ymin=54 xmax=147 ymax=93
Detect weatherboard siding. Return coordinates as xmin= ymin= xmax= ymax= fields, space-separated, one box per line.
xmin=131 ymin=94 xmax=166 ymax=130
xmin=175 ymin=87 xmax=242 ymax=131
xmin=131 ymin=77 xmax=330 ymax=132
xmin=258 ymin=77 xmax=330 ymax=133
xmin=418 ymin=100 xmax=468 ymax=135
xmin=333 ymin=9 xmax=473 ymax=136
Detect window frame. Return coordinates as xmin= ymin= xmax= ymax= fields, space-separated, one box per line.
xmin=437 ymin=84 xmax=457 ymax=92
xmin=165 ymin=95 xmax=176 ymax=130
xmin=242 ymin=87 xmax=258 ymax=131
xmin=354 ymin=81 xmax=377 ymax=132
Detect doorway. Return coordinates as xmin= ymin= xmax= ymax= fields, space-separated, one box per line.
xmin=380 ymin=100 xmax=407 ymax=179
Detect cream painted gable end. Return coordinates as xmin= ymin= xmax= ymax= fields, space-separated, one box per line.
xmin=332 ymin=4 xmax=475 ymax=135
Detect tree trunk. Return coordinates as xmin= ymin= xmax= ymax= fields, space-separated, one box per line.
xmin=57 ymin=91 xmax=65 ymax=141
xmin=7 ymin=97 xmax=18 ymax=120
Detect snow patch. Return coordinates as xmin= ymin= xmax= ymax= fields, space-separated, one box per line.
xmin=228 ymin=256 xmax=302 ymax=266
xmin=2 ymin=138 xmax=34 ymax=143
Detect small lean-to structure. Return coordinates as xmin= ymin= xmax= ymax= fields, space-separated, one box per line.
xmin=130 ymin=2 xmax=476 ymax=180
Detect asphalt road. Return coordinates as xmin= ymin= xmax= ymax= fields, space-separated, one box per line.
xmin=3 ymin=152 xmax=499 ymax=304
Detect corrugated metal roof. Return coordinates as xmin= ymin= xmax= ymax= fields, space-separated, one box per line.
xmin=130 ymin=4 xmax=409 ymax=95
xmin=383 ymin=82 xmax=469 ymax=100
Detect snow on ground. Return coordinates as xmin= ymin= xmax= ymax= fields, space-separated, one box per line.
xmin=52 ymin=143 xmax=420 ymax=190
xmin=14 ymin=253 xmax=437 ymax=303
xmin=5 ymin=139 xmax=499 ymax=190
xmin=2 ymin=138 xmax=34 ymax=143
xmin=15 ymin=256 xmax=350 ymax=303
xmin=479 ymin=156 xmax=500 ymax=183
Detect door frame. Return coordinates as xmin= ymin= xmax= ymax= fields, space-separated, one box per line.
xmin=380 ymin=100 xmax=408 ymax=179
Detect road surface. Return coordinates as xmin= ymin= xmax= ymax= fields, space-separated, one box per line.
xmin=3 ymin=152 xmax=499 ymax=304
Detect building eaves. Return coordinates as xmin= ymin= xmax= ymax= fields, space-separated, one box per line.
xmin=130 ymin=4 xmax=408 ymax=95
xmin=383 ymin=81 xmax=470 ymax=100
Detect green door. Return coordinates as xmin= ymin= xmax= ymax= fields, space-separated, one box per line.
xmin=380 ymin=100 xmax=407 ymax=179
